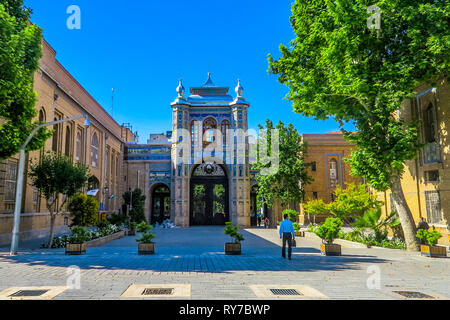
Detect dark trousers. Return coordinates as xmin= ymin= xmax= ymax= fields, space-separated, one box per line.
xmin=282 ymin=233 xmax=293 ymax=258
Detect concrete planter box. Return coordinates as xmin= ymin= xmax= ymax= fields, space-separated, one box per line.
xmin=138 ymin=242 xmax=155 ymax=255
xmin=420 ymin=245 xmax=447 ymax=258
xmin=127 ymin=229 xmax=136 ymax=236
xmin=320 ymin=243 xmax=341 ymax=256
xmin=225 ymin=243 xmax=241 ymax=255
xmin=85 ymin=231 xmax=125 ymax=248
xmin=65 ymin=243 xmax=86 ymax=255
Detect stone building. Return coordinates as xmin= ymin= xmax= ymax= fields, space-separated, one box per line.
xmin=124 ymin=73 xmax=252 ymax=227
xmin=0 ymin=39 xmax=134 ymax=246
xmin=378 ymin=78 xmax=450 ymax=245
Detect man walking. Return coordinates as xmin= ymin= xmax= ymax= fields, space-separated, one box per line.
xmin=279 ymin=214 xmax=295 ymax=260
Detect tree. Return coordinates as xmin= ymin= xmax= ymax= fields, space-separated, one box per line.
xmin=253 ymin=119 xmax=312 ymax=213
xmin=268 ymin=0 xmax=449 ymax=251
xmin=328 ymin=183 xmax=382 ymax=223
xmin=0 ymin=0 xmax=52 ymax=159
xmin=68 ymin=193 xmax=100 ymax=227
xmin=122 ymin=188 xmax=146 ymax=223
xmin=28 ymin=152 xmax=89 ymax=247
xmin=303 ymin=183 xmax=382 ymax=223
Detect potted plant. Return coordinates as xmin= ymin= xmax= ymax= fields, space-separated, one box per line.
xmin=136 ymin=221 xmax=156 ymax=255
xmin=417 ymin=229 xmax=446 ymax=258
xmin=224 ymin=222 xmax=244 ymax=255
xmin=65 ymin=226 xmax=91 ymax=255
xmin=293 ymin=222 xmax=304 ymax=237
xmin=127 ymin=222 xmax=137 ymax=236
xmin=315 ymin=217 xmax=343 ymax=256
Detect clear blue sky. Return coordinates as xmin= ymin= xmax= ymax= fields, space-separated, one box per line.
xmin=25 ymin=0 xmax=351 ymax=142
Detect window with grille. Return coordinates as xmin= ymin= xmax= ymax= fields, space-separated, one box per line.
xmin=425 ymin=170 xmax=439 ymax=183
xmin=425 ymin=190 xmax=442 ymax=224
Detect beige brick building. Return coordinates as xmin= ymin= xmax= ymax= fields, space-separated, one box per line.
xmin=0 ymin=39 xmax=134 ymax=246
xmin=282 ymin=133 xmax=363 ymax=225
xmin=378 ymin=78 xmax=450 ymax=245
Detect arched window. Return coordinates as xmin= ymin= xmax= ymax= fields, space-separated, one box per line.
xmin=203 ymin=117 xmax=217 ymax=143
xmin=52 ymin=118 xmax=59 ymax=153
xmin=424 ymin=103 xmax=437 ymax=143
xmin=38 ymin=109 xmax=46 ymax=122
xmin=329 ymin=159 xmax=338 ymax=181
xmin=220 ymin=120 xmax=230 ymax=144
xmin=75 ymin=131 xmax=82 ymax=162
xmin=91 ymin=132 xmax=99 ymax=167
xmin=65 ymin=126 xmax=71 ymax=157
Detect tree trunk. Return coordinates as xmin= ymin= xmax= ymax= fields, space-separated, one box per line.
xmin=48 ymin=213 xmax=56 ymax=248
xmin=390 ymin=174 xmax=420 ymax=251
xmin=47 ymin=200 xmax=57 ymax=248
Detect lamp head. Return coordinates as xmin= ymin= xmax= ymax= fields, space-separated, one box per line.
xmin=83 ymin=115 xmax=91 ymax=128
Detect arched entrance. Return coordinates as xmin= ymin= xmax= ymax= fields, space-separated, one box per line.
xmin=190 ymin=163 xmax=229 ymax=225
xmin=151 ymin=184 xmax=171 ymax=224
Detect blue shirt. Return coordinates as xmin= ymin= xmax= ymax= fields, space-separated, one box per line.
xmin=279 ymin=219 xmax=295 ymax=238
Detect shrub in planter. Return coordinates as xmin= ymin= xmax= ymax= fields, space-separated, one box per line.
xmin=136 ymin=222 xmax=156 ymax=255
xmin=315 ymin=217 xmax=343 ymax=256
xmin=65 ymin=226 xmax=91 ymax=255
xmin=417 ymin=229 xmax=446 ymax=258
xmin=293 ymin=222 xmax=304 ymax=237
xmin=127 ymin=222 xmax=138 ymax=236
xmin=224 ymin=222 xmax=244 ymax=255
xmin=283 ymin=209 xmax=300 ymax=222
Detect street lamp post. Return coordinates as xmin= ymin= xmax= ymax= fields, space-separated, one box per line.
xmin=10 ymin=114 xmax=90 ymax=256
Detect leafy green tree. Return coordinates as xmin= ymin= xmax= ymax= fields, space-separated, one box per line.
xmin=122 ymin=188 xmax=146 ymax=223
xmin=0 ymin=0 xmax=52 ymax=159
xmin=28 ymin=152 xmax=89 ymax=247
xmin=68 ymin=193 xmax=100 ymax=227
xmin=283 ymin=209 xmax=300 ymax=222
xmin=328 ymin=183 xmax=382 ymax=223
xmin=253 ymin=119 xmax=312 ymax=213
xmin=303 ymin=183 xmax=382 ymax=223
xmin=268 ymin=0 xmax=449 ymax=251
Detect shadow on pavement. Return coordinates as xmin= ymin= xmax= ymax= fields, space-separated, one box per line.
xmin=0 ymin=226 xmax=388 ymax=274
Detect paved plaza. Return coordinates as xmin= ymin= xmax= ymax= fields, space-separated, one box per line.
xmin=0 ymin=227 xmax=448 ymax=300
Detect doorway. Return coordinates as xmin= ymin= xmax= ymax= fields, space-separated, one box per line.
xmin=190 ymin=163 xmax=229 ymax=225
xmin=151 ymin=184 xmax=171 ymax=224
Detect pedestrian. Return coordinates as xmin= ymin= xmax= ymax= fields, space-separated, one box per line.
xmin=264 ymin=217 xmax=270 ymax=229
xmin=257 ymin=214 xmax=262 ymax=227
xmin=417 ymin=217 xmax=429 ymax=230
xmin=279 ymin=214 xmax=295 ymax=260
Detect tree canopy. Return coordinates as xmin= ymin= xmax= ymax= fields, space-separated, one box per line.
xmin=0 ymin=0 xmax=51 ymax=159
xmin=253 ymin=119 xmax=312 ymax=210
xmin=268 ymin=0 xmax=449 ymax=251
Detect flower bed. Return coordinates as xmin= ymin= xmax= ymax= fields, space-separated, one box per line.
xmin=306 ymin=224 xmax=406 ymax=250
xmin=42 ymin=223 xmax=122 ymax=248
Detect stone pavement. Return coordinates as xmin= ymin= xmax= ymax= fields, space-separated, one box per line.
xmin=0 ymin=226 xmax=448 ymax=300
